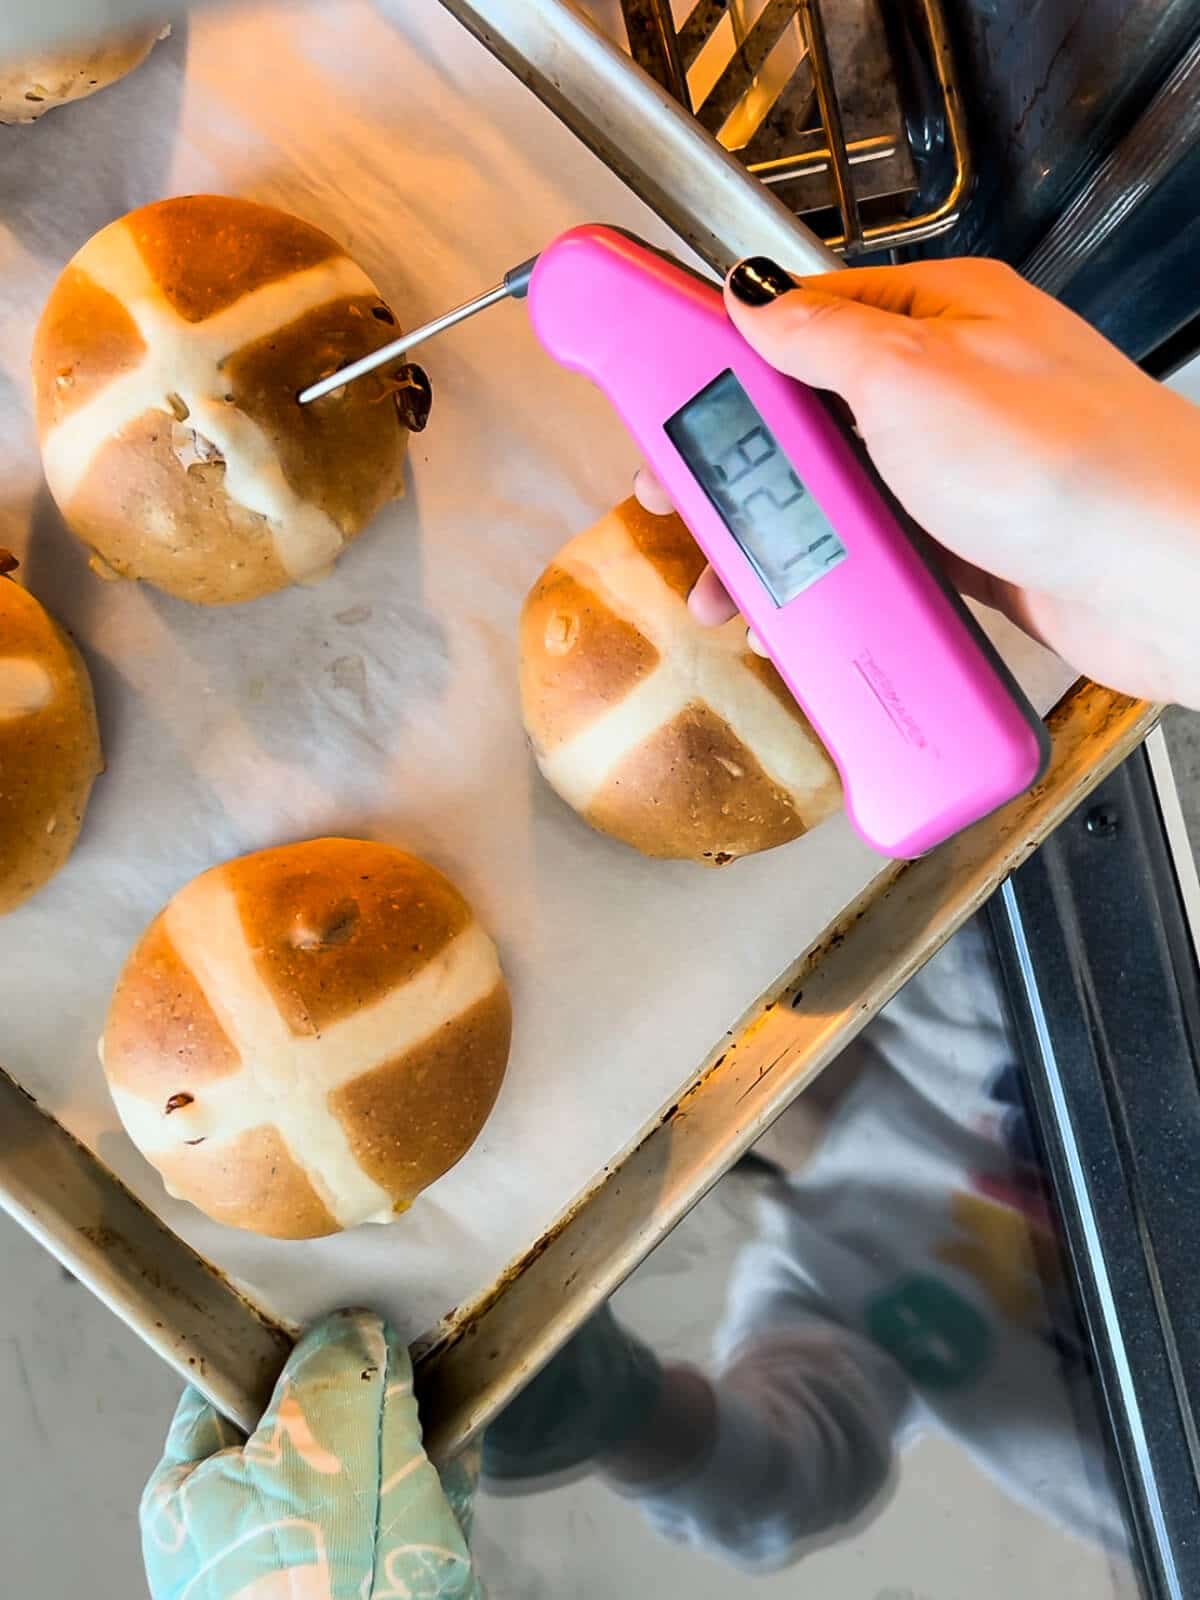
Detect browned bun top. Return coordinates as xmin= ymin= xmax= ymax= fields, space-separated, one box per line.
xmin=0 ymin=558 xmax=102 ymax=913
xmin=101 ymin=838 xmax=511 ymax=1238
xmin=0 ymin=24 xmax=164 ymax=123
xmin=520 ymin=498 xmax=841 ymax=863
xmin=33 ymin=196 xmax=430 ymax=605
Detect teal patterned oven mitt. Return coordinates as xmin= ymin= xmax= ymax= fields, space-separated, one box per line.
xmin=141 ymin=1309 xmax=482 ymax=1600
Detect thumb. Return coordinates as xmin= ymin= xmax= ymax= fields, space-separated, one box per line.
xmin=154 ymin=1387 xmax=244 ymax=1475
xmin=723 ymin=260 xmax=927 ymax=407
xmin=140 ymin=1389 xmax=244 ymax=1562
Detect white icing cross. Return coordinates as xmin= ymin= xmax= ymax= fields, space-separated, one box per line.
xmin=108 ymin=869 xmax=502 ymax=1229
xmin=41 ymin=220 xmax=380 ymax=581
xmin=0 ymin=657 xmax=54 ymax=720
xmin=537 ymin=510 xmax=836 ymax=817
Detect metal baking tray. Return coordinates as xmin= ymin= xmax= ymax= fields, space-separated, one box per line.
xmin=0 ymin=0 xmax=1158 ymax=1460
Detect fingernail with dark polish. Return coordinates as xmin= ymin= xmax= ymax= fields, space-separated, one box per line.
xmin=728 ymin=256 xmax=796 ymax=306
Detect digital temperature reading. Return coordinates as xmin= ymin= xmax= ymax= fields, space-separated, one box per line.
xmin=665 ymin=370 xmax=847 ymax=606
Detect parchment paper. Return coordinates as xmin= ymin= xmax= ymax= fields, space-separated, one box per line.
xmin=0 ymin=0 xmax=1077 ymax=1345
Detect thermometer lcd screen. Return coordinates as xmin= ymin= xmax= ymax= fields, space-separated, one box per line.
xmin=665 ymin=370 xmax=847 ymax=606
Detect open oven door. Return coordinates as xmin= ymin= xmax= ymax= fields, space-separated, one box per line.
xmin=990 ymin=730 xmax=1200 ymax=1600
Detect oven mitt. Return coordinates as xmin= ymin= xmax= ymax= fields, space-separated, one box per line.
xmin=140 ymin=1308 xmax=482 ymax=1600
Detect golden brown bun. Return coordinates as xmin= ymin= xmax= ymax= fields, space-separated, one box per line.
xmin=520 ymin=498 xmax=842 ymax=863
xmin=0 ymin=25 xmax=165 ymax=123
xmin=33 ymin=195 xmax=431 ymax=605
xmin=0 ymin=553 xmax=102 ymax=913
xmin=101 ymin=838 xmax=511 ymax=1238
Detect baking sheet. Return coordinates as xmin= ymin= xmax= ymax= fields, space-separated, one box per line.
xmin=0 ymin=0 xmax=1076 ymax=1346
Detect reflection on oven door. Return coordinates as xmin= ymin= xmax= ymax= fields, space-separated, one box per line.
xmin=474 ymin=914 xmax=1142 ymax=1598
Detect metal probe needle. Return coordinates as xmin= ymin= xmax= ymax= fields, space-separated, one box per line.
xmin=297 ymin=255 xmax=539 ymax=405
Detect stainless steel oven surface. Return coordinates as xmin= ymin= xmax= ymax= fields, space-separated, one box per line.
xmin=466 ymin=732 xmax=1200 ymax=1598
xmin=468 ymin=905 xmax=1145 ymax=1596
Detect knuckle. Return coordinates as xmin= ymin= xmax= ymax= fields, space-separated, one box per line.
xmin=780 ymin=290 xmax=849 ymax=336
xmin=871 ymin=317 xmax=934 ymax=372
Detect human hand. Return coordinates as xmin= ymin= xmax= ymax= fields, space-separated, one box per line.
xmin=642 ymin=255 xmax=1200 ymax=708
xmin=480 ymin=1301 xmax=717 ymax=1502
xmin=141 ymin=1309 xmax=480 ymax=1600
xmin=481 ymin=1302 xmax=663 ymax=1486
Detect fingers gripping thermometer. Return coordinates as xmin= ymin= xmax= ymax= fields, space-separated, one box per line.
xmin=301 ymin=225 xmax=1049 ymax=858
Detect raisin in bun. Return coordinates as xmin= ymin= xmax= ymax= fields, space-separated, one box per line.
xmin=0 ymin=551 xmax=102 ymax=913
xmin=520 ymin=498 xmax=841 ymax=863
xmin=0 ymin=24 xmax=165 ymax=123
xmin=33 ymin=195 xmax=431 ymax=604
xmin=100 ymin=839 xmax=511 ymax=1238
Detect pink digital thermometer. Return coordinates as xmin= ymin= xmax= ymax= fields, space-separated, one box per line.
xmin=527 ymin=226 xmax=1049 ymax=858
xmin=301 ymin=223 xmax=1050 ymax=858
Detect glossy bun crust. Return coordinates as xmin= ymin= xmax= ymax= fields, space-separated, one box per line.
xmin=0 ymin=24 xmax=164 ymax=123
xmin=101 ymin=838 xmax=511 ymax=1238
xmin=0 ymin=555 xmax=102 ymax=913
xmin=520 ymin=498 xmax=841 ymax=863
xmin=34 ymin=196 xmax=431 ymax=604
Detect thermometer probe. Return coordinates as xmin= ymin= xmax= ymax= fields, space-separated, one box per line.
xmin=300 ymin=225 xmax=1049 ymax=858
